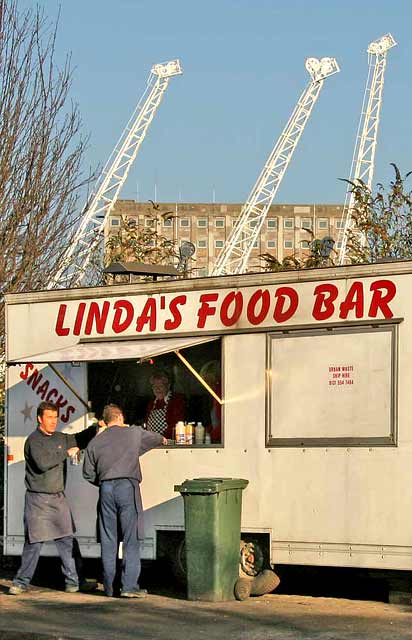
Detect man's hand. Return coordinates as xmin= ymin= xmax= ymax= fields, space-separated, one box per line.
xmin=162 ymin=437 xmax=168 ymax=446
xmin=67 ymin=446 xmax=80 ymax=458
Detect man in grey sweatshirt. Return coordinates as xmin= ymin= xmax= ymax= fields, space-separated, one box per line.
xmin=83 ymin=403 xmax=166 ymax=598
xmin=9 ymin=401 xmax=80 ymax=595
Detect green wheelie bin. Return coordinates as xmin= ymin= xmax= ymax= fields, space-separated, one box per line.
xmin=174 ymin=477 xmax=249 ymax=601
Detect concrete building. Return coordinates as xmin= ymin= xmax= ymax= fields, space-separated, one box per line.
xmin=108 ymin=201 xmax=345 ymax=275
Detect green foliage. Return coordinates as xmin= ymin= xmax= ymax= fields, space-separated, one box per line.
xmin=105 ymin=202 xmax=178 ymax=268
xmin=259 ymin=229 xmax=336 ymax=272
xmin=261 ymin=164 xmax=412 ymax=272
xmin=342 ymin=164 xmax=412 ymax=264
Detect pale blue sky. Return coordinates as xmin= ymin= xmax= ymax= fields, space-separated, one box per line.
xmin=37 ymin=0 xmax=411 ymax=204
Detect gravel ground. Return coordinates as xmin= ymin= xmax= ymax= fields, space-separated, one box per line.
xmin=1 ymin=576 xmax=412 ymax=640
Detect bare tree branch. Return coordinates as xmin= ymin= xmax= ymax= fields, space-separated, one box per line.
xmin=0 ymin=0 xmax=95 ymax=338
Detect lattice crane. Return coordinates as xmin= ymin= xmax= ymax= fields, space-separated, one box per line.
xmin=212 ymin=57 xmax=340 ymax=276
xmin=48 ymin=59 xmax=182 ymax=289
xmin=338 ymin=34 xmax=396 ymax=265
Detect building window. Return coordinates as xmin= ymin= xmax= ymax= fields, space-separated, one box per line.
xmin=180 ymin=218 xmax=190 ymax=227
xmin=301 ymin=240 xmax=310 ymax=249
xmin=267 ymin=240 xmax=276 ymax=248
xmin=335 ymin=219 xmax=344 ymax=229
xmin=267 ymin=219 xmax=277 ymax=229
xmin=197 ymin=218 xmax=207 ymax=228
xmin=145 ymin=218 xmax=155 ymax=227
xmin=163 ymin=218 xmax=172 ymax=227
xmin=232 ymin=218 xmax=239 ymax=227
xmin=301 ymin=218 xmax=312 ymax=230
xmin=215 ymin=218 xmax=225 ymax=228
xmin=253 ymin=240 xmax=259 ymax=248
xmin=284 ymin=218 xmax=294 ymax=229
xmin=250 ymin=220 xmax=258 ymax=228
xmin=336 ymin=241 xmax=343 ymax=249
xmin=197 ymin=239 xmax=207 ymax=249
xmin=284 ymin=240 xmax=294 ymax=249
xmin=215 ymin=240 xmax=224 ymax=249
xmin=318 ymin=219 xmax=328 ymax=230
xmin=110 ymin=218 xmax=120 ymax=227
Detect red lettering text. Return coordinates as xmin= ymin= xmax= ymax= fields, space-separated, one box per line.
xmin=55 ymin=394 xmax=68 ymax=413
xmin=220 ymin=291 xmax=243 ymax=327
xmin=339 ymin=282 xmax=364 ymax=319
xmin=136 ymin=298 xmax=157 ymax=333
xmin=73 ymin=303 xmax=86 ymax=336
xmin=46 ymin=388 xmax=59 ymax=402
xmin=312 ymin=283 xmax=339 ymax=321
xmin=369 ymin=279 xmax=396 ymax=318
xmin=165 ymin=295 xmax=186 ymax=331
xmin=112 ymin=300 xmax=134 ymax=334
xmin=84 ymin=301 xmax=110 ymax=335
xmin=55 ymin=305 xmax=70 ymax=336
xmin=19 ymin=363 xmax=34 ymax=381
xmin=27 ymin=368 xmax=43 ymax=391
xmin=273 ymin=287 xmax=299 ymax=323
xmin=36 ymin=380 xmax=50 ymax=400
xmin=246 ymin=289 xmax=270 ymax=326
xmin=60 ymin=405 xmax=76 ymax=424
xmin=197 ymin=293 xmax=219 ymax=329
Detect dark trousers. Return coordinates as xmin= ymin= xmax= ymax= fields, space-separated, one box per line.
xmin=13 ymin=535 xmax=78 ymax=589
xmin=99 ymin=479 xmax=140 ymax=596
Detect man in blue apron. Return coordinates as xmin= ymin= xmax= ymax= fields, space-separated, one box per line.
xmin=83 ymin=403 xmax=166 ymax=598
xmin=8 ymin=401 xmax=81 ymax=595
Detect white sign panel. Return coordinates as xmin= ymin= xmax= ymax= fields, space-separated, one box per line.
xmin=267 ymin=326 xmax=396 ymax=445
xmin=6 ymin=276 xmax=399 ymax=361
xmin=6 ymin=363 xmax=88 ymax=538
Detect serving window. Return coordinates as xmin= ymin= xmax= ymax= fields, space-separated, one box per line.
xmin=87 ymin=338 xmax=222 ymax=445
xmin=266 ymin=324 xmax=398 ymax=447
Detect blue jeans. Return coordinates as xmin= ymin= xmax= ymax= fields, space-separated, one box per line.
xmin=14 ymin=535 xmax=79 ymax=589
xmin=99 ymin=479 xmax=140 ymax=595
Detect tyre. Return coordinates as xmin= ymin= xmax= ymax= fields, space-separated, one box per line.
xmin=239 ymin=538 xmax=265 ymax=577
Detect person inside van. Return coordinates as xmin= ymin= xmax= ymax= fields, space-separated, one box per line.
xmin=145 ymin=369 xmax=185 ymax=439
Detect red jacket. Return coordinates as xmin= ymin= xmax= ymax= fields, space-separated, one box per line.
xmin=145 ymin=393 xmax=185 ymax=439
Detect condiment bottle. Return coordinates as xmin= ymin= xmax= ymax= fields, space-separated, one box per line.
xmin=185 ymin=422 xmax=194 ymax=446
xmin=175 ymin=421 xmax=186 ymax=445
xmin=195 ymin=422 xmax=205 ymax=444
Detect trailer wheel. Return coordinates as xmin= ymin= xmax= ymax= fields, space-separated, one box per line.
xmin=170 ymin=537 xmax=187 ymax=586
xmin=239 ymin=539 xmax=265 ymax=577
xmin=168 ymin=536 xmax=270 ymax=586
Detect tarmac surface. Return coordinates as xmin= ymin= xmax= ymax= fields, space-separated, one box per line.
xmin=2 ymin=575 xmax=412 ymax=640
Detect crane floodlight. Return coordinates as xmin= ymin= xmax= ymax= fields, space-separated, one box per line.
xmin=152 ymin=59 xmax=182 ymax=78
xmin=305 ymin=57 xmax=340 ymax=82
xmin=367 ymin=34 xmax=397 ymax=55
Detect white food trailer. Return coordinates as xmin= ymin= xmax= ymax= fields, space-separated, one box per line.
xmin=3 ymin=261 xmax=411 ymax=572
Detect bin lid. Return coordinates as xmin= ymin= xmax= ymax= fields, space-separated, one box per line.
xmin=174 ymin=477 xmax=249 ymax=494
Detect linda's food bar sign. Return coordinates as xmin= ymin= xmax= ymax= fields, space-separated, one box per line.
xmin=53 ymin=278 xmax=397 ymax=339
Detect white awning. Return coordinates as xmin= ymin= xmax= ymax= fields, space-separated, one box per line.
xmin=8 ymin=335 xmax=219 ymax=364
